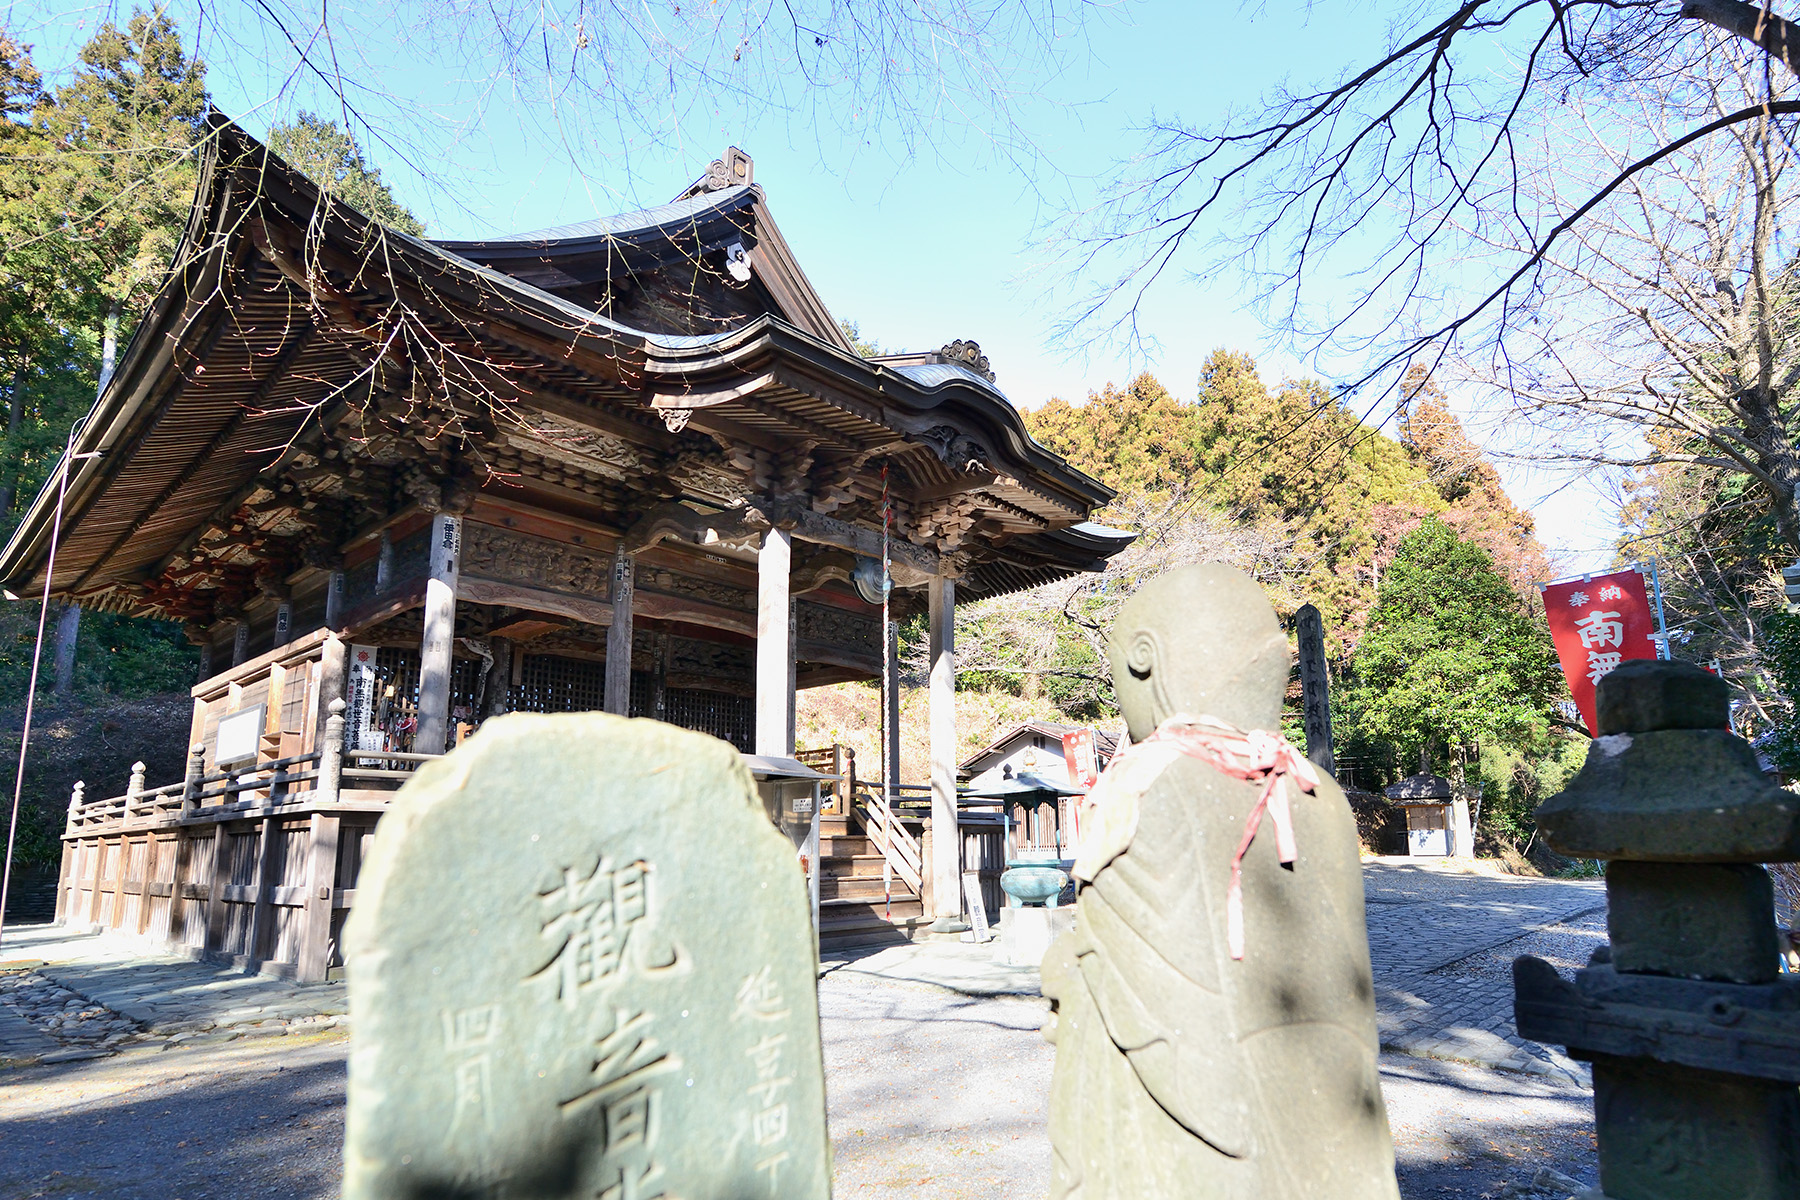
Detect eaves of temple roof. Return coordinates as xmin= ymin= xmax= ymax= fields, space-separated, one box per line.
xmin=0 ymin=114 xmax=1131 ymax=622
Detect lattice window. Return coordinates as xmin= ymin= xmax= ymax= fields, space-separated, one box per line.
xmin=508 ymin=654 xmax=751 ymax=751
xmin=511 ymin=653 xmax=607 ymax=715
xmin=372 ymin=648 xmax=486 ymax=751
xmin=663 ymin=687 xmax=753 ymax=752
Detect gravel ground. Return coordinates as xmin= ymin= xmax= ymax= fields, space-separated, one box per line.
xmin=1431 ymin=909 xmax=1609 ymax=988
xmin=1 ymin=970 xmax=1595 ymax=1200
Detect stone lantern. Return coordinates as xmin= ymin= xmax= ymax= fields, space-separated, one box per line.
xmin=1513 ymin=659 xmax=1800 ymax=1198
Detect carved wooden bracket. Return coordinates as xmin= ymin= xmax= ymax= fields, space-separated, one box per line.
xmin=625 ymin=502 xmax=767 ymax=557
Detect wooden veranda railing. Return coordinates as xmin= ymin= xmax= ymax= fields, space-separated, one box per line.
xmin=852 ymin=781 xmax=926 ymax=897
xmin=53 ymin=630 xmax=454 ymax=985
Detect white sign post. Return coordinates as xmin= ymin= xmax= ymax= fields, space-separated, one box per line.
xmin=346 ymin=643 xmax=381 ymax=752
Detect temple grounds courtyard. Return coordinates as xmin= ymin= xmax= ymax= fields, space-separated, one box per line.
xmin=0 ymin=859 xmax=1605 ymax=1200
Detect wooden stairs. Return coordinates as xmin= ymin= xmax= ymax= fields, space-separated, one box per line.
xmin=816 ymin=810 xmax=930 ymax=954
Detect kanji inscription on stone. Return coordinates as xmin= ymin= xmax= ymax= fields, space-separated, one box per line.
xmin=342 ymin=713 xmax=830 ymax=1199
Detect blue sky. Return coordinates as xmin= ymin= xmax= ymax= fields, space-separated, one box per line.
xmin=12 ymin=0 xmax=1619 ymax=572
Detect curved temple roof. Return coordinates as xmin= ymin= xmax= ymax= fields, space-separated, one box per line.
xmin=0 ymin=116 xmax=1133 ymax=628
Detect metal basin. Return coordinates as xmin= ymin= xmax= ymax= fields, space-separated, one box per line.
xmin=1001 ymin=864 xmax=1070 ymax=908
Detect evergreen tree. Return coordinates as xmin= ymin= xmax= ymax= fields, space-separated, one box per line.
xmin=1026 ymin=373 xmax=1200 ymax=502
xmin=1345 ymin=517 xmax=1558 ymax=771
xmin=38 ymin=8 xmax=207 ymax=317
xmin=1189 ymin=350 xmax=1448 ymax=647
xmin=267 ymin=112 xmax=424 ymax=236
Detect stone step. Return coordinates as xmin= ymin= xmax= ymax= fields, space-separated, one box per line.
xmin=818 ymin=896 xmax=924 ymax=927
xmin=818 ymin=853 xmax=897 ymax=880
xmin=816 ymin=905 xmax=931 ymax=954
xmin=820 ymin=874 xmax=917 ymax=901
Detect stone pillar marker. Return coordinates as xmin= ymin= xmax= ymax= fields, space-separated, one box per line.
xmin=1515 ymin=659 xmax=1800 ymax=1199
xmin=343 ymin=714 xmax=830 ymax=1199
xmin=1295 ymin=602 xmax=1335 ymax=774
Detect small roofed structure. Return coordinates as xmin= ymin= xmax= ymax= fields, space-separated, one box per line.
xmin=961 ymin=721 xmax=1117 ymax=867
xmin=14 ymin=117 xmax=1134 ymax=978
xmin=1383 ymin=770 xmax=1473 ymax=858
xmin=960 ymin=719 xmax=1119 ymax=791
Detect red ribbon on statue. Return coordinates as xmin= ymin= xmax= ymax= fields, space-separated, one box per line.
xmin=1141 ymin=717 xmax=1321 ymax=961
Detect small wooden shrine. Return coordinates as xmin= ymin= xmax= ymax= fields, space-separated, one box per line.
xmin=1 ymin=117 xmax=1131 ymax=978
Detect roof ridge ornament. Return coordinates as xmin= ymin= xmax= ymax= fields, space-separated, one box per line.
xmin=675 ymin=146 xmax=754 ymax=202
xmin=938 ymin=339 xmax=995 ymax=384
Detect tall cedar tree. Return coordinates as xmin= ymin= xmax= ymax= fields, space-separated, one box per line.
xmin=1397 ymin=366 xmax=1549 ymax=596
xmin=1026 ymin=373 xmax=1200 ymax=501
xmin=38 ymin=9 xmax=206 ymax=318
xmin=267 ymin=113 xmax=424 ymax=236
xmin=1347 ymin=517 xmax=1558 ymax=767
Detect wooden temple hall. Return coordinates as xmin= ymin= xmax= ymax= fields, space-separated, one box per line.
xmin=1 ymin=116 xmax=1132 ymax=980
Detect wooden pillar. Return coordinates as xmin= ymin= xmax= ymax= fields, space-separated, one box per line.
xmin=486 ymin=637 xmax=513 ymax=718
xmin=884 ymin=620 xmax=901 ymax=794
xmin=375 ymin=528 xmax=394 ymax=593
xmin=246 ymin=816 xmax=278 ymax=964
xmin=297 ymin=811 xmax=341 ymax=983
xmin=755 ymin=528 xmax=792 ymax=757
xmin=604 ymin=545 xmax=634 ymax=715
xmin=786 ymin=599 xmax=798 ymax=753
xmin=83 ymin=824 xmax=103 ymax=926
xmin=316 ymin=634 xmax=347 ymax=752
xmin=53 ymin=840 xmax=74 ymax=923
xmin=324 ymin=570 xmax=345 ymax=630
xmin=318 ymin=700 xmax=346 ymax=804
xmin=415 ymin=514 xmax=460 ymax=755
xmin=1295 ymin=603 xmax=1335 ymax=774
xmin=649 ymin=631 xmax=669 ymax=723
xmin=928 ymin=575 xmax=963 ymax=925
xmin=204 ymin=825 xmax=233 ymax=956
xmin=231 ymin=619 xmax=249 ymax=667
xmin=181 ymin=744 xmax=205 ymax=813
xmin=125 ymin=760 xmax=146 ymax=822
xmin=196 ymin=641 xmax=213 ymax=684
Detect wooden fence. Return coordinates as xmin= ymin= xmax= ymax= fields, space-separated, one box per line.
xmin=54 ymin=631 xmax=418 ymax=983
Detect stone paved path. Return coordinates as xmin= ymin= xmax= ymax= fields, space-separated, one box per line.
xmin=1362 ymin=858 xmax=1604 ymax=1077
xmin=0 ymin=996 xmax=60 ymax=1061
xmin=0 ymin=925 xmax=345 ymax=1062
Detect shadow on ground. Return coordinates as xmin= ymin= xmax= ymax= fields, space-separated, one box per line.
xmin=0 ymin=1031 xmax=347 ymax=1200
xmin=1383 ymin=1053 xmax=1597 ymax=1199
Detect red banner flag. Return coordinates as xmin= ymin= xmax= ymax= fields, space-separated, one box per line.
xmin=1541 ymin=569 xmax=1660 ymax=735
xmin=1062 ymin=728 xmax=1099 ymax=789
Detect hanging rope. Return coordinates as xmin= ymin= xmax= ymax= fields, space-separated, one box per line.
xmin=880 ymin=461 xmax=893 ymax=920
xmin=0 ymin=427 xmax=92 ymax=954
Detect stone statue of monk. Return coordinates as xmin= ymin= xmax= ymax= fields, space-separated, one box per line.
xmin=1042 ymin=564 xmax=1398 ymax=1199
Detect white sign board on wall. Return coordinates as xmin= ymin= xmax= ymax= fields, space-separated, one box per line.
xmin=215 ymin=704 xmax=266 ymax=769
